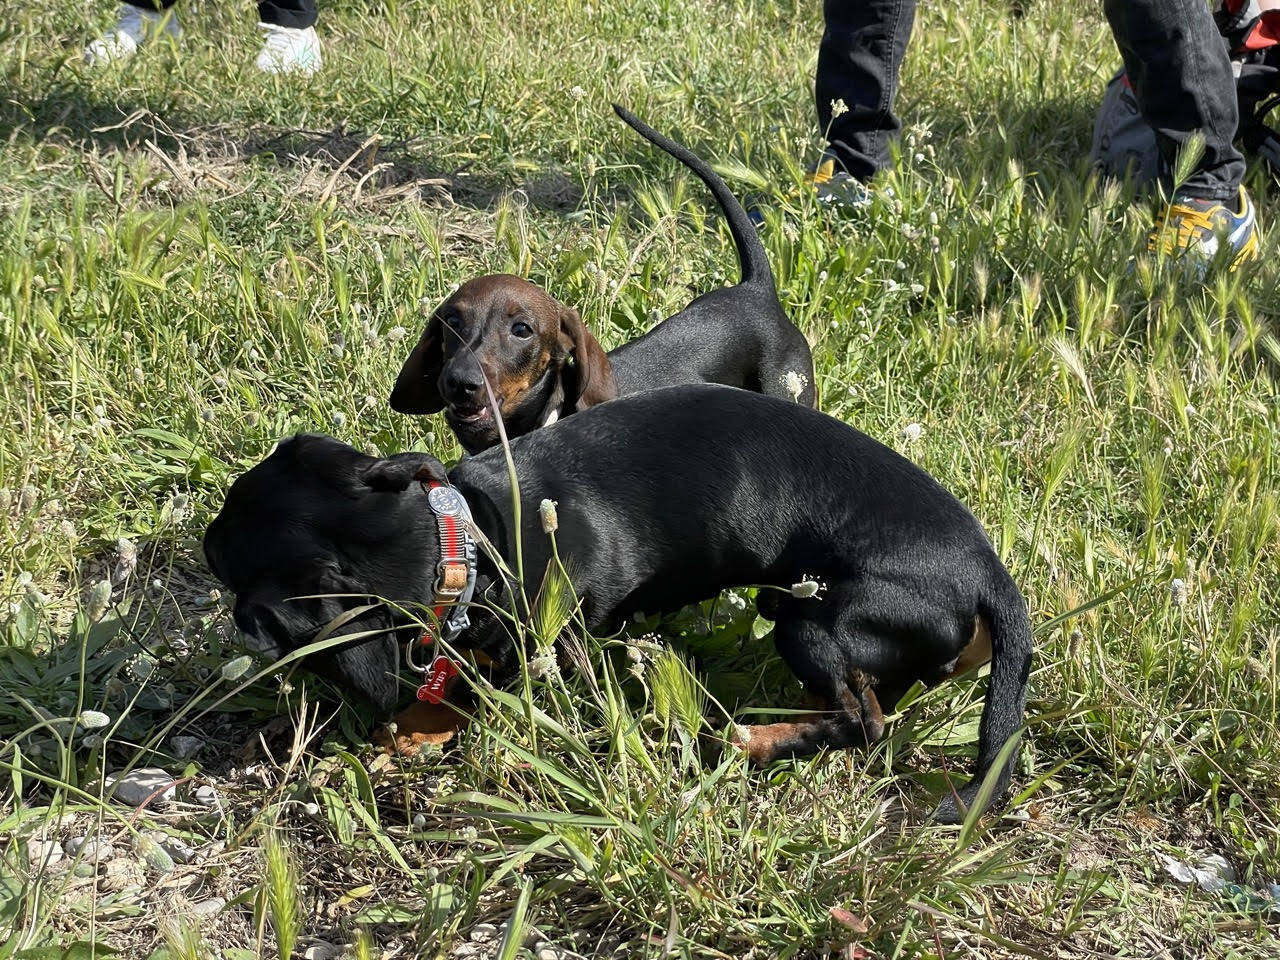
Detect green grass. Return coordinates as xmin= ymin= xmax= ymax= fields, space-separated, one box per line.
xmin=2 ymin=1 xmax=1279 ymax=957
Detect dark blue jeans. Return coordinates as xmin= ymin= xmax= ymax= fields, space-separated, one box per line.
xmin=1103 ymin=0 xmax=1244 ymax=202
xmin=127 ymin=0 xmax=317 ymax=30
xmin=819 ymin=0 xmax=1245 ymax=201
xmin=816 ymin=0 xmax=916 ymax=182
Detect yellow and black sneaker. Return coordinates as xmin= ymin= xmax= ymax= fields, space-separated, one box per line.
xmin=748 ymin=151 xmax=878 ymax=226
xmin=1147 ymin=185 xmax=1260 ymax=273
xmin=806 ymin=152 xmax=875 ymax=210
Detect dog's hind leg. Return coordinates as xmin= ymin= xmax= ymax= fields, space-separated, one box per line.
xmin=734 ymin=618 xmax=884 ymax=764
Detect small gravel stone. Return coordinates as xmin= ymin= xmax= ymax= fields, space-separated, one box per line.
xmin=105 ymin=768 xmax=176 ymax=807
xmin=470 ymin=923 xmax=499 ymax=942
xmin=190 ymin=897 xmax=226 ymax=917
xmin=26 ymin=839 xmax=64 ymax=868
xmin=193 ymin=784 xmax=223 ymax=812
xmin=170 ymin=735 xmax=203 ymax=759
xmin=301 ymin=943 xmax=343 ymax=960
xmin=64 ymin=836 xmax=115 ymax=862
xmin=451 ymin=945 xmax=483 ymax=959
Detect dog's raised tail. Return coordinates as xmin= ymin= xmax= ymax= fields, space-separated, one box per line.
xmin=613 ymin=103 xmax=773 ymax=289
xmin=933 ymin=573 xmax=1032 ymax=825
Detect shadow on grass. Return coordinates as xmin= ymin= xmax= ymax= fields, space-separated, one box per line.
xmin=0 ymin=90 xmax=585 ymax=212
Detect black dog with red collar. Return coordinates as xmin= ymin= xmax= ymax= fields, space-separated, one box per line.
xmin=203 ymin=384 xmax=1031 ymax=823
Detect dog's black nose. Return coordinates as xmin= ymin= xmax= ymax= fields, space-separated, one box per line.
xmin=443 ymin=369 xmax=484 ymax=400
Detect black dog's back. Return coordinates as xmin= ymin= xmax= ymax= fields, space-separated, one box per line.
xmin=610 ymin=106 xmax=816 ymax=406
xmin=456 ymin=384 xmax=1030 ymax=821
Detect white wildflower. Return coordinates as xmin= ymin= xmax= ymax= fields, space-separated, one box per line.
xmin=569 ymin=85 xmax=586 ymax=101
xmin=78 ymin=710 xmax=110 ymax=730
xmin=910 ymin=283 xmax=925 ymax=296
xmin=114 ymin=538 xmax=137 ymax=583
xmin=789 ymin=579 xmax=825 ymax=599
xmin=900 ymin=422 xmax=924 ymax=443
xmin=221 ymin=655 xmax=253 ymax=682
xmin=528 ymin=653 xmax=560 ymax=681
xmin=830 ymin=98 xmax=849 ymax=118
xmin=19 ymin=485 xmax=38 ymax=514
xmin=85 ymin=580 xmax=112 ymax=622
xmin=1169 ymin=578 xmax=1187 ymax=606
xmin=130 ymin=654 xmax=156 ymax=680
xmin=386 ymin=326 xmax=408 ymax=343
xmin=781 ymin=370 xmax=809 ymax=402
xmin=539 ymin=499 xmax=559 ymax=534
xmin=331 ymin=411 xmax=347 ymax=429
xmin=304 ymin=802 xmax=320 ymax=817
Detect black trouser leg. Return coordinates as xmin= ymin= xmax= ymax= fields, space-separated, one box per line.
xmin=815 ymin=0 xmax=917 ymax=181
xmin=258 ymin=0 xmax=318 ymax=29
xmin=1103 ymin=0 xmax=1244 ymax=202
xmin=124 ymin=0 xmax=317 ymax=30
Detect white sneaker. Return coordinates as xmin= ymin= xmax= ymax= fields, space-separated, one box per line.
xmin=254 ymin=23 xmax=322 ymax=76
xmin=85 ymin=4 xmax=180 ymax=67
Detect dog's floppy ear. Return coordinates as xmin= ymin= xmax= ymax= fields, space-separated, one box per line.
xmin=389 ymin=314 xmax=446 ymax=414
xmin=558 ymin=306 xmax=617 ymax=412
xmin=360 ymin=452 xmax=448 ymax=492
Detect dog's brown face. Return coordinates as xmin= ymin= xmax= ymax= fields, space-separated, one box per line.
xmin=389 ymin=275 xmax=616 ymax=453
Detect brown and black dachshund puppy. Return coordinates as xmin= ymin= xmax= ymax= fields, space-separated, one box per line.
xmin=389 ymin=106 xmax=817 ymax=454
xmin=205 ymin=385 xmax=1031 ymax=823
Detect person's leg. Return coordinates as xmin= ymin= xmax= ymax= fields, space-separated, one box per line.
xmin=1103 ymin=0 xmax=1242 ymax=202
xmin=815 ymin=0 xmax=918 ymax=182
xmin=85 ymin=0 xmax=180 ymax=66
xmin=1103 ymin=0 xmax=1259 ymax=269
xmin=255 ymin=0 xmax=322 ymax=75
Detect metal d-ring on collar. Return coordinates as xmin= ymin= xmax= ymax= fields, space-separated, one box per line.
xmin=404 ymin=481 xmax=478 ymax=689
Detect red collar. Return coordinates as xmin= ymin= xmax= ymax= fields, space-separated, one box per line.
xmin=408 ymin=480 xmax=477 ymax=703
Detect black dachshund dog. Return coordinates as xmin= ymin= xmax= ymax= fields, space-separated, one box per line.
xmin=205 ymin=385 xmax=1031 ymax=822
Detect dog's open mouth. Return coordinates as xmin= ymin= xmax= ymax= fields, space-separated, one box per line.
xmin=448 ymin=403 xmax=495 ymax=426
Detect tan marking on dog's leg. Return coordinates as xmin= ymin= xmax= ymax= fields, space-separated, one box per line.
xmin=844 ymin=670 xmax=886 ymax=742
xmin=373 ymin=699 xmax=468 ymax=756
xmin=733 ymin=714 xmax=827 ymax=765
xmin=944 ymin=614 xmax=993 ymax=679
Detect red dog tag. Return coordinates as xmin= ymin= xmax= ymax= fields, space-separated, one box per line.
xmin=416 ymin=655 xmax=458 ymax=704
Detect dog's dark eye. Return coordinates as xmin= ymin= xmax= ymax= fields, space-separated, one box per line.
xmin=443 ymin=314 xmax=463 ymax=329
xmin=510 ymin=321 xmax=533 ymax=338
